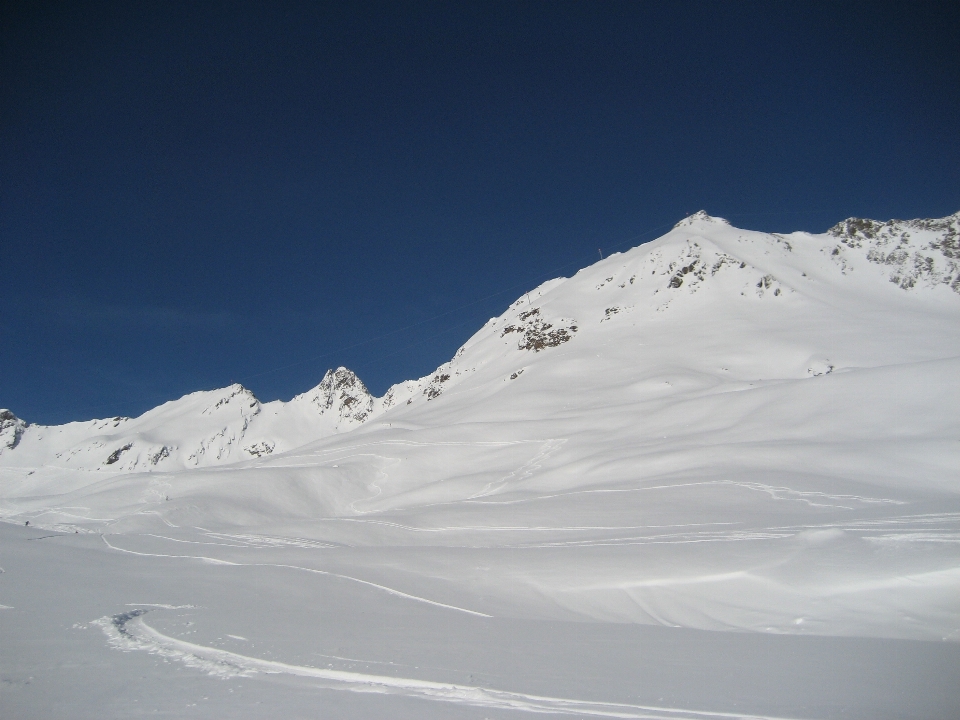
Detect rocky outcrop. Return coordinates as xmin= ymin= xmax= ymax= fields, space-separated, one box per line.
xmin=296 ymin=367 xmax=375 ymax=424
xmin=0 ymin=410 xmax=26 ymax=452
xmin=828 ymin=212 xmax=960 ymax=293
xmin=500 ymin=307 xmax=578 ymax=352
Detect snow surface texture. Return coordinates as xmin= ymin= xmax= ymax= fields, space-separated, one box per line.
xmin=2 ymin=212 xmax=960 ymax=719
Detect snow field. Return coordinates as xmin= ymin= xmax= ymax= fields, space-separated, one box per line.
xmin=2 ymin=212 xmax=959 ymax=718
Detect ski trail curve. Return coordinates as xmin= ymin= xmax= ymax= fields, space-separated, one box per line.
xmin=99 ymin=534 xmax=490 ymax=617
xmin=94 ymin=609 xmax=802 ymax=720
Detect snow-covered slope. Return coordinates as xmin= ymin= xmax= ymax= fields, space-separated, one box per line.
xmin=2 ymin=210 xmax=959 ymax=642
xmin=4 ymin=212 xmax=960 ymax=720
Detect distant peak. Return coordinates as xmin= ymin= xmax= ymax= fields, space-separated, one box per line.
xmin=294 ymin=367 xmax=374 ymax=423
xmin=828 ymin=211 xmax=960 ymax=239
xmin=320 ymin=367 xmax=365 ymax=390
xmin=200 ymin=383 xmax=260 ymax=415
xmin=827 ymin=217 xmax=884 ymax=238
xmin=673 ymin=211 xmax=730 ymax=229
xmin=0 ymin=409 xmax=22 ymax=424
xmin=0 ymin=409 xmax=27 ymax=451
xmin=221 ymin=383 xmax=256 ymax=398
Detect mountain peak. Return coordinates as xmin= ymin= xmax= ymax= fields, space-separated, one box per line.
xmin=0 ymin=409 xmax=27 ymax=452
xmin=294 ymin=366 xmax=375 ymax=423
xmin=673 ymin=210 xmax=729 ymax=229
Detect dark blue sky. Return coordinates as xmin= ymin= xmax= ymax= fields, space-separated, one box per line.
xmin=3 ymin=1 xmax=959 ymax=424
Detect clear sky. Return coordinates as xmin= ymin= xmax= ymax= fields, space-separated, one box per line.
xmin=2 ymin=1 xmax=958 ymax=424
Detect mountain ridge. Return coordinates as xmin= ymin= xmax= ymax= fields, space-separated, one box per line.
xmin=3 ymin=209 xmax=958 ymax=478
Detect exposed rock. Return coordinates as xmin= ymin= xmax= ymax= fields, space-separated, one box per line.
xmin=424 ymin=371 xmax=451 ymax=400
xmin=501 ymin=307 xmax=578 ymax=353
xmin=244 ymin=441 xmax=274 ymax=458
xmin=204 ymin=384 xmax=260 ymax=414
xmin=0 ymin=410 xmax=27 ymax=452
xmin=829 ymin=213 xmax=960 ymax=293
xmin=301 ymin=367 xmax=375 ymax=423
xmin=149 ymin=446 xmax=171 ymax=465
xmin=105 ymin=443 xmax=133 ymax=465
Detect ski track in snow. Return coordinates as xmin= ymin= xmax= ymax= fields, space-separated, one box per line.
xmin=866 ymin=532 xmax=960 ymax=543
xmin=334 ymin=513 xmax=960 ymax=549
xmin=265 ymin=439 xmax=546 ymax=469
xmin=202 ymin=532 xmax=339 ymax=549
xmin=94 ymin=609 xmax=800 ymax=720
xmin=124 ymin=603 xmax=198 ymax=609
xmin=462 ymin=480 xmax=905 ymax=509
xmin=333 ymin=518 xmax=745 ymax=532
xmin=516 ymin=530 xmax=796 ymax=548
xmin=104 ymin=511 xmax=960 ymax=557
xmin=136 ymin=509 xmax=179 ymax=527
xmin=140 ymin=532 xmax=339 ymax=549
xmin=469 ymin=438 xmax=566 ymax=499
xmin=723 ymin=481 xmax=906 ymax=510
xmin=99 ymin=534 xmax=491 ymax=617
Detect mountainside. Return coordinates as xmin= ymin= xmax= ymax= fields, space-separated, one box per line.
xmin=5 ymin=210 xmax=958 ymax=479
xmin=2 ymin=211 xmax=959 ymax=645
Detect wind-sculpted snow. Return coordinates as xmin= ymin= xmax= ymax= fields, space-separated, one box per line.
xmin=2 ymin=213 xmax=960 ymax=718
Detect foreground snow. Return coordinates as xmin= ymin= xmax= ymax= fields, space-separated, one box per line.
xmin=2 ymin=212 xmax=959 ymax=718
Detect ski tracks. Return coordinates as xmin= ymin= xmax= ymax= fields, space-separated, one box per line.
xmin=99 ymin=534 xmax=490 ymax=617
xmin=469 ymin=438 xmax=566 ymax=499
xmin=93 ymin=608 xmax=800 ymax=720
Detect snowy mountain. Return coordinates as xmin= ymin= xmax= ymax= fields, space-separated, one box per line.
xmin=4 ymin=211 xmax=960 ymax=719
xmin=4 ymin=210 xmax=957 ymax=480
xmin=0 ymin=367 xmax=384 ymax=473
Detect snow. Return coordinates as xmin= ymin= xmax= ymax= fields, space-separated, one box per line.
xmin=2 ymin=211 xmax=959 ymax=718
